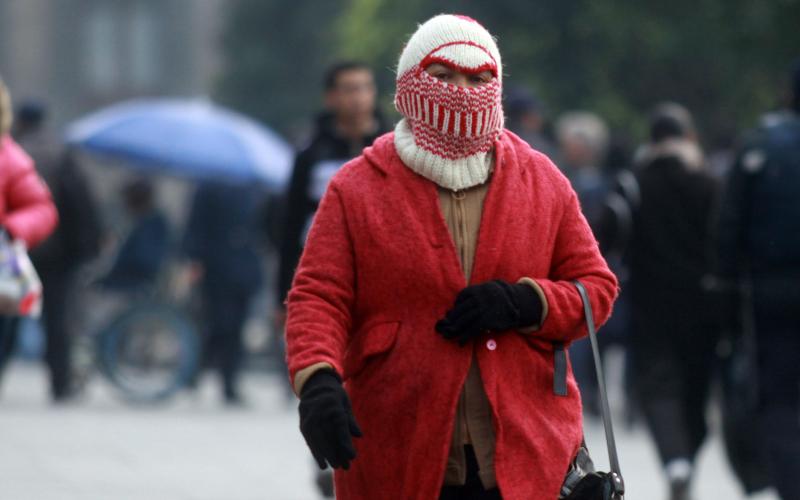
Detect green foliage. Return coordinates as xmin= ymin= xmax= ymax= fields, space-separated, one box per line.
xmin=217 ymin=0 xmax=800 ymax=146
xmin=215 ymin=0 xmax=342 ymax=140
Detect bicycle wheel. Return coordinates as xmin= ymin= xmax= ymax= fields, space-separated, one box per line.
xmin=97 ymin=303 xmax=199 ymax=403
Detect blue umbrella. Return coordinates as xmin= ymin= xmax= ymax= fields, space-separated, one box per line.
xmin=66 ymin=99 xmax=293 ymax=189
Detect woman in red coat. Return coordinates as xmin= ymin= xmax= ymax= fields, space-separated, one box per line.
xmin=0 ymin=78 xmax=58 ymax=248
xmin=285 ymin=15 xmax=618 ymax=500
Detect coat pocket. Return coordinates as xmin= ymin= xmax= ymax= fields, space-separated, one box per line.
xmin=521 ymin=336 xmax=570 ymax=396
xmin=343 ymin=321 xmax=401 ymax=380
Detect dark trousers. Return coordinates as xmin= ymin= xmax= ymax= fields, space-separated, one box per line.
xmin=41 ymin=274 xmax=72 ymax=399
xmin=758 ymin=406 xmax=800 ymax=500
xmin=439 ymin=446 xmax=502 ymax=500
xmin=754 ymin=316 xmax=800 ymax=500
xmin=0 ymin=274 xmax=74 ymax=400
xmin=203 ymin=288 xmax=252 ymax=399
xmin=0 ymin=316 xmax=19 ymax=374
xmin=631 ymin=290 xmax=719 ymax=466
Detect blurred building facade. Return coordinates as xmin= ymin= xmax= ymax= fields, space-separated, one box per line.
xmin=0 ymin=0 xmax=228 ymax=128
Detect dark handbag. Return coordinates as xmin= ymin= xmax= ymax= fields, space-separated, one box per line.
xmin=558 ymin=281 xmax=625 ymax=500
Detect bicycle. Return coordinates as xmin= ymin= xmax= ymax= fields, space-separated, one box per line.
xmin=69 ymin=269 xmax=202 ymax=404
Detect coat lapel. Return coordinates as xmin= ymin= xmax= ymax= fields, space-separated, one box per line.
xmin=380 ymin=133 xmax=522 ymax=292
xmin=470 ymin=134 xmax=518 ymax=285
xmin=387 ymin=148 xmax=467 ymax=292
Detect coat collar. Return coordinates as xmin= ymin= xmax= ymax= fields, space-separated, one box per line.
xmin=362 ymin=128 xmax=525 ymax=181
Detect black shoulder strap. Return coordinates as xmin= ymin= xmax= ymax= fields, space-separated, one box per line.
xmin=573 ymin=280 xmax=625 ymax=492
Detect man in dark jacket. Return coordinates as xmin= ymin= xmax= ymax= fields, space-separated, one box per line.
xmin=628 ymin=103 xmax=720 ymax=500
xmin=14 ymin=102 xmax=101 ymax=402
xmin=184 ymin=181 xmax=264 ymax=405
xmin=274 ymin=60 xmax=385 ymax=498
xmin=276 ymin=61 xmax=386 ymax=311
xmin=717 ymin=62 xmax=800 ymax=500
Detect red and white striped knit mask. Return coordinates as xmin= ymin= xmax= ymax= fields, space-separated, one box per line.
xmin=395 ymin=65 xmax=503 ymax=160
xmin=394 ymin=14 xmax=504 ymax=162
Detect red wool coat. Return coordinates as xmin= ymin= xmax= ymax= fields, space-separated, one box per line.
xmin=0 ymin=135 xmax=58 ymax=248
xmin=285 ymin=130 xmax=618 ymax=500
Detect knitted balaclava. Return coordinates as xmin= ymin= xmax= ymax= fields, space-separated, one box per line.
xmin=394 ymin=14 xmax=503 ymax=191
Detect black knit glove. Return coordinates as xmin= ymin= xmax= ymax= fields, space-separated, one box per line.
xmin=298 ymin=369 xmax=362 ymax=470
xmin=436 ymin=280 xmax=543 ymax=345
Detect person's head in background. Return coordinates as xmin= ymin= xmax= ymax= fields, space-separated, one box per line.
xmin=635 ymin=102 xmax=703 ymax=170
xmin=323 ymin=61 xmax=377 ymax=138
xmin=0 ymin=77 xmax=12 ymax=138
xmin=506 ymin=86 xmax=556 ymax=158
xmin=649 ymin=102 xmax=697 ymax=145
xmin=121 ymin=178 xmax=156 ymax=217
xmin=555 ymin=111 xmax=609 ymax=172
xmin=506 ymin=86 xmax=545 ymax=136
xmin=11 ymin=100 xmax=47 ymax=140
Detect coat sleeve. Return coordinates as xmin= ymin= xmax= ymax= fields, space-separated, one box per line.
xmin=59 ymin=158 xmax=102 ymax=265
xmin=532 ymin=187 xmax=619 ymax=343
xmin=284 ymin=182 xmax=355 ymax=387
xmin=2 ymin=143 xmax=58 ymax=249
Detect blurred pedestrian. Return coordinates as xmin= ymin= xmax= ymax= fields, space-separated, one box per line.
xmin=505 ymin=86 xmax=556 ymax=158
xmin=594 ymin=141 xmax=640 ymax=426
xmin=183 ymin=181 xmax=264 ymax=405
xmin=99 ymin=179 xmax=169 ymax=291
xmin=0 ymin=83 xmax=58 ymax=247
xmin=276 ymin=61 xmax=386 ymax=316
xmin=555 ymin=111 xmax=611 ymax=218
xmin=0 ymin=78 xmax=58 ymax=378
xmin=285 ymin=14 xmax=618 ymax=500
xmin=13 ymin=101 xmax=102 ymax=402
xmin=274 ymin=60 xmax=386 ymax=496
xmin=628 ymin=103 xmax=720 ymax=500
xmin=555 ymin=111 xmax=621 ymax=417
xmin=716 ymin=61 xmax=800 ymax=500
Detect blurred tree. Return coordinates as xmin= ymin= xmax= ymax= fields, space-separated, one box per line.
xmin=218 ymin=0 xmax=800 ymax=146
xmin=216 ymin=0 xmax=343 ymax=142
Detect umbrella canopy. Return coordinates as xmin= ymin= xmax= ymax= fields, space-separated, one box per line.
xmin=66 ymin=99 xmax=293 ymax=189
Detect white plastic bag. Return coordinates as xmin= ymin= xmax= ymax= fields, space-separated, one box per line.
xmin=0 ymin=233 xmax=42 ymax=317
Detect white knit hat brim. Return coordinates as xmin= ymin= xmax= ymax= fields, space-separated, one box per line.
xmin=397 ymin=14 xmax=502 ymax=82
xmin=424 ymin=44 xmax=497 ymax=75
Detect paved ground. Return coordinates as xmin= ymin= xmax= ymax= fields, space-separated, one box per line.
xmin=0 ymin=361 xmax=781 ymax=500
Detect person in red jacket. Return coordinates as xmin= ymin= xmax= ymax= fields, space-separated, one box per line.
xmin=0 ymin=79 xmax=58 ymax=249
xmin=0 ymin=77 xmax=59 ymax=371
xmin=285 ymin=15 xmax=618 ymax=500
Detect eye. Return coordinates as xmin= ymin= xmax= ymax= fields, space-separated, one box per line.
xmin=435 ymin=72 xmax=450 ymax=81
xmin=469 ymin=72 xmax=493 ymax=85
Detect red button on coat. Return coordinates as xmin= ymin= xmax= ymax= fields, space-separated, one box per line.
xmin=486 ymin=339 xmax=497 ymax=351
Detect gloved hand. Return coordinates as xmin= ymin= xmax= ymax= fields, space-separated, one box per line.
xmin=299 ymin=369 xmax=362 ymax=470
xmin=436 ymin=280 xmax=543 ymax=345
